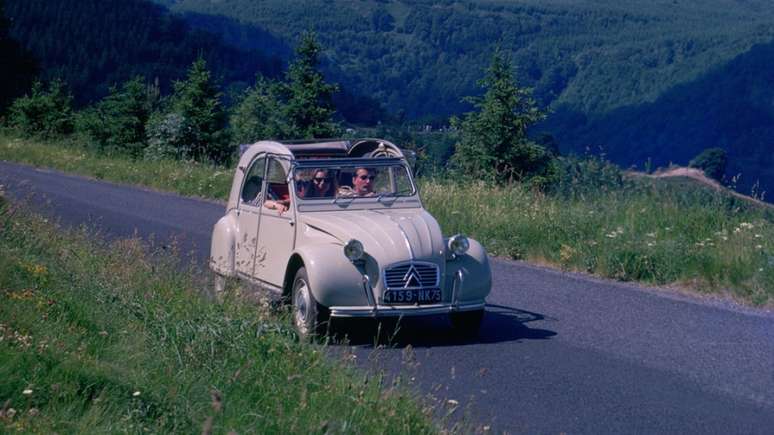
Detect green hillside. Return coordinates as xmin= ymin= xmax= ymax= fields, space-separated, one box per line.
xmin=159 ymin=0 xmax=774 ymax=119
xmin=157 ymin=0 xmax=774 ymax=197
xmin=4 ymin=0 xmax=283 ymax=105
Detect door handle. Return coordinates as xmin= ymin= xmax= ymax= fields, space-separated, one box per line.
xmin=289 ymin=219 xmax=295 ymax=226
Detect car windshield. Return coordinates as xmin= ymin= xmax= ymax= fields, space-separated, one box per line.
xmin=294 ymin=162 xmax=416 ymax=200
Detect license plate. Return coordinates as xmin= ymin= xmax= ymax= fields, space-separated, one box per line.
xmin=382 ymin=289 xmax=442 ymax=305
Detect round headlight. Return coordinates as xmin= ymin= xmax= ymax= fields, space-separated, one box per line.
xmin=448 ymin=234 xmax=470 ymax=256
xmin=344 ymin=239 xmax=364 ymax=261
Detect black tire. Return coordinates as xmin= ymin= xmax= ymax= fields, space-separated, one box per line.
xmin=291 ymin=267 xmax=328 ymax=339
xmin=450 ymin=309 xmax=484 ymax=336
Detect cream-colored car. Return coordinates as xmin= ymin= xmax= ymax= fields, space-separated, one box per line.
xmin=210 ymin=139 xmax=491 ymax=337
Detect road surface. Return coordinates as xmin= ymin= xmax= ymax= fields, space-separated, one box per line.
xmin=2 ymin=160 xmax=773 ymax=434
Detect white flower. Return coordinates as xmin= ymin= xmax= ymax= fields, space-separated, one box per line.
xmin=447 ymin=399 xmax=459 ymax=406
xmin=22 ymin=389 xmax=33 ymax=395
xmin=132 ymin=391 xmax=141 ymax=397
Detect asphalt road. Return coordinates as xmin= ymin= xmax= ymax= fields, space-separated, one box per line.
xmin=2 ymin=160 xmax=773 ymax=434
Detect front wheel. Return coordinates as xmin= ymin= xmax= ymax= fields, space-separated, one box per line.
xmin=450 ymin=309 xmax=484 ymax=336
xmin=292 ymin=267 xmax=328 ymax=340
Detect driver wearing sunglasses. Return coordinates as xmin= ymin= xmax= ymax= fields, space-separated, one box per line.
xmin=352 ymin=167 xmax=376 ymax=196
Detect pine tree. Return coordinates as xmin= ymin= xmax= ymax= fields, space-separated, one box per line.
xmin=166 ymin=57 xmax=229 ymax=162
xmin=451 ymin=47 xmax=555 ymax=186
xmin=230 ymin=76 xmax=287 ymax=144
xmin=78 ymin=76 xmax=156 ymax=156
xmin=8 ymin=79 xmax=73 ymax=138
xmin=283 ymin=32 xmax=339 ymax=139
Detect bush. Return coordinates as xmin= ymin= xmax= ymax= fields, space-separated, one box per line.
xmin=552 ymin=154 xmax=626 ymax=199
xmin=7 ymin=79 xmax=73 ymax=138
xmin=689 ymin=147 xmax=727 ymax=181
xmin=144 ymin=112 xmax=187 ymax=161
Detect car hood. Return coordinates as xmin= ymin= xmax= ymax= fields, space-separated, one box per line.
xmin=300 ymin=209 xmax=445 ymax=265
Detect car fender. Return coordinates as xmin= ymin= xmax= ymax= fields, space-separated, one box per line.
xmin=444 ymin=238 xmax=491 ymax=304
xmin=287 ymin=243 xmax=370 ymax=308
xmin=210 ymin=212 xmax=237 ymax=276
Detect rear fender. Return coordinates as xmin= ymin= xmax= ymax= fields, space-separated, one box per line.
xmin=210 ymin=212 xmax=237 ymax=276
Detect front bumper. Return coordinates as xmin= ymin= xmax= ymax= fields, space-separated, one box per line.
xmin=329 ymin=301 xmax=485 ymax=318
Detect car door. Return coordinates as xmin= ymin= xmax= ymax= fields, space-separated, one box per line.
xmin=235 ymin=154 xmax=266 ymax=277
xmin=255 ymin=156 xmax=296 ymax=287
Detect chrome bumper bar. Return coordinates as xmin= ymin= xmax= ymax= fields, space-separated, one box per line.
xmin=329 ymin=301 xmax=485 ymax=318
xmin=334 ymin=266 xmax=483 ymax=318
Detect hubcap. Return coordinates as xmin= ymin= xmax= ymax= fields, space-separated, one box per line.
xmin=294 ymin=279 xmax=310 ymax=332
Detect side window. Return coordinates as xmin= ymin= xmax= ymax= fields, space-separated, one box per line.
xmin=240 ymin=156 xmax=266 ymax=205
xmin=265 ymin=157 xmax=290 ymax=205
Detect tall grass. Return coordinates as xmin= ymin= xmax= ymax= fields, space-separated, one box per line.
xmin=0 ymin=197 xmax=436 ymax=433
xmin=0 ymin=133 xmax=230 ymax=200
xmin=2 ymin=134 xmax=771 ymax=305
xmin=422 ymin=179 xmax=774 ymax=305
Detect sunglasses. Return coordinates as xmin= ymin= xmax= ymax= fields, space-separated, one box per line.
xmin=313 ymin=177 xmax=331 ymax=182
xmin=358 ymin=175 xmax=376 ymax=181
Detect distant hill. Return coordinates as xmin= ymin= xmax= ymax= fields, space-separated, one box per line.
xmin=4 ymin=0 xmax=283 ymax=105
xmin=548 ymin=40 xmax=774 ymax=197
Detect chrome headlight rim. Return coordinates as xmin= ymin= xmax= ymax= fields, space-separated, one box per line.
xmin=448 ymin=234 xmax=470 ymax=256
xmin=344 ymin=239 xmax=365 ymax=262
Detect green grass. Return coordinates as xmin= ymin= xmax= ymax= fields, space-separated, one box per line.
xmin=0 ymin=195 xmax=438 ymax=433
xmin=0 ymin=134 xmax=231 ymax=200
xmin=422 ymin=180 xmax=774 ymax=305
xmin=1 ymin=134 xmax=772 ymax=306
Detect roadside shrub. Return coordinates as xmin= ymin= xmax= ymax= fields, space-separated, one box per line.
xmin=689 ymin=147 xmax=727 ymax=181
xmin=7 ymin=79 xmax=73 ymax=138
xmin=552 ymin=154 xmax=626 ymax=199
xmin=144 ymin=112 xmax=186 ymax=161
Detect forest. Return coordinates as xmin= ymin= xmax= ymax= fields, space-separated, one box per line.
xmin=3 ymin=0 xmax=774 ymax=196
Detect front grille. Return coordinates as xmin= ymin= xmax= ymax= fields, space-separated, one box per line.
xmin=384 ymin=262 xmax=439 ymax=289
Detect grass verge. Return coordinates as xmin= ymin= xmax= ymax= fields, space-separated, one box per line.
xmin=1 ymin=134 xmax=772 ymax=306
xmin=0 ymin=195 xmax=436 ymax=433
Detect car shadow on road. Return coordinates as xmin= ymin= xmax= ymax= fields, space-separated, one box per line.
xmin=328 ymin=303 xmax=557 ymax=348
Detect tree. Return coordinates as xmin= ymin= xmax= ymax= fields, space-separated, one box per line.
xmin=0 ymin=0 xmax=37 ymax=112
xmin=162 ymin=58 xmax=230 ymax=162
xmin=283 ymin=32 xmax=339 ymax=139
xmin=689 ymin=147 xmax=727 ymax=181
xmin=8 ymin=79 xmax=73 ymax=138
xmin=230 ymin=77 xmax=288 ymax=144
xmin=78 ymin=76 xmax=157 ymax=157
xmin=451 ymin=47 xmax=555 ymax=186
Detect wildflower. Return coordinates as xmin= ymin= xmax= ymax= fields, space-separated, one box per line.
xmin=647 ymin=242 xmax=656 ymax=247
xmin=447 ymin=399 xmax=459 ymax=406
xmin=22 ymin=389 xmax=32 ymax=395
xmin=132 ymin=391 xmax=141 ymax=397
xmin=646 ymin=232 xmax=657 ymax=238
